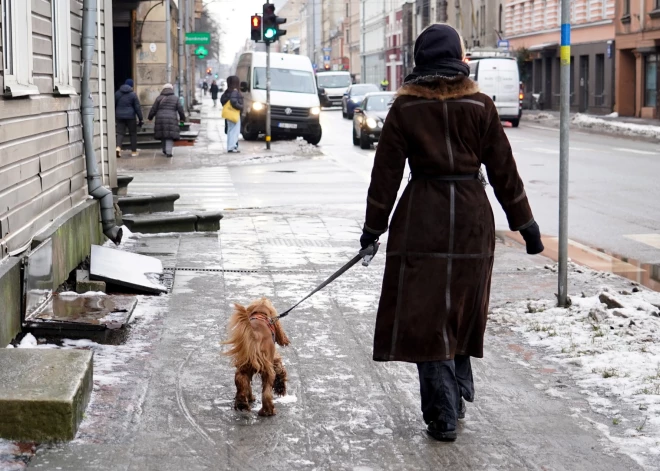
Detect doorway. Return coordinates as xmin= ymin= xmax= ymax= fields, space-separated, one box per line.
xmin=579 ymin=55 xmax=589 ymax=112
xmin=113 ymin=26 xmax=133 ymax=91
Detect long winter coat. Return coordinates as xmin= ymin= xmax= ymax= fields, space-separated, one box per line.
xmin=148 ymin=89 xmax=186 ymax=140
xmin=365 ymin=76 xmax=533 ymax=363
xmin=115 ymin=84 xmax=143 ymax=121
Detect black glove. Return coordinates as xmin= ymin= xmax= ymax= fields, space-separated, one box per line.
xmin=360 ymin=229 xmax=379 ymax=250
xmin=138 ymin=121 xmax=144 ymax=127
xmin=520 ymin=221 xmax=544 ymax=255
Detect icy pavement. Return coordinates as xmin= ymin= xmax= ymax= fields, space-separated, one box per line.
xmin=491 ymin=267 xmax=660 ymax=468
xmin=14 ymin=208 xmax=652 ymax=470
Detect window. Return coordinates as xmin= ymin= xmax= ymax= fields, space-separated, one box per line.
xmin=623 ymin=0 xmax=630 ymax=15
xmin=1 ymin=0 xmax=39 ymax=96
xmin=644 ymin=54 xmax=658 ymax=108
xmin=254 ymin=68 xmax=316 ymax=94
xmin=542 ymin=0 xmax=548 ymax=27
xmin=499 ymin=4 xmax=503 ymax=32
xmin=481 ymin=4 xmax=486 ymax=35
xmin=52 ymin=0 xmax=75 ymax=95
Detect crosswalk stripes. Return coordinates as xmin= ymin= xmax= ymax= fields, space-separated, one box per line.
xmin=128 ymin=166 xmax=240 ymax=210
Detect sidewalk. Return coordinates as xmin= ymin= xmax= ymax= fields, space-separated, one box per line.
xmin=523 ymin=110 xmax=660 ymax=141
xmin=15 ymin=207 xmax=658 ymax=470
xmin=116 ymin=97 xmax=322 ymax=173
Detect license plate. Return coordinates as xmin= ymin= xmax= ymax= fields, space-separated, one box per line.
xmin=278 ymin=123 xmax=297 ymax=129
xmin=332 ymin=101 xmax=341 ymax=106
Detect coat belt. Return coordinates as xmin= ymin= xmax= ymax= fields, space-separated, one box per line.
xmin=410 ymin=173 xmax=479 ymax=181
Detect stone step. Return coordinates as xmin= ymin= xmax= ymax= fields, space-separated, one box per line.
xmin=112 ymin=175 xmax=134 ymax=196
xmin=122 ymin=210 xmax=223 ymax=234
xmin=0 ymin=349 xmax=93 ymax=441
xmin=117 ymin=193 xmax=180 ymax=215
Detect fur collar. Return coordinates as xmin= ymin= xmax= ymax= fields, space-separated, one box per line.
xmin=397 ymin=76 xmax=480 ymax=101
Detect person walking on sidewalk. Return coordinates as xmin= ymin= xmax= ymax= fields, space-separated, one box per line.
xmin=221 ymin=76 xmax=243 ymax=153
xmin=115 ymin=78 xmax=143 ymax=157
xmin=360 ymin=24 xmax=544 ymax=443
xmin=210 ymin=80 xmax=220 ymax=107
xmin=148 ymin=83 xmax=185 ymax=158
xmin=202 ymin=81 xmax=209 ymax=96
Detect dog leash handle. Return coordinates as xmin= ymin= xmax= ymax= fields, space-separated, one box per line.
xmin=360 ymin=241 xmax=380 ymax=267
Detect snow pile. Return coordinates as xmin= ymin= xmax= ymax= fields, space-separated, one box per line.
xmin=491 ymin=288 xmax=660 ymax=459
xmin=530 ymin=112 xmax=554 ymax=120
xmin=572 ymin=113 xmax=660 ymax=140
xmin=294 ymin=136 xmax=324 ymax=156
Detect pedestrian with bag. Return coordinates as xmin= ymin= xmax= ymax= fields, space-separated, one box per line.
xmin=210 ymin=80 xmax=220 ymax=107
xmin=148 ymin=83 xmax=186 ymax=158
xmin=115 ymin=78 xmax=143 ymax=157
xmin=360 ymin=24 xmax=544 ymax=442
xmin=221 ymin=76 xmax=243 ymax=153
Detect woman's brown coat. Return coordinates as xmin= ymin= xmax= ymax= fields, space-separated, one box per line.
xmin=365 ymin=76 xmax=533 ymax=363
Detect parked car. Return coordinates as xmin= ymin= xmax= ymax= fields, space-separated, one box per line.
xmin=342 ymin=84 xmax=380 ymax=119
xmin=352 ymin=92 xmax=395 ymax=149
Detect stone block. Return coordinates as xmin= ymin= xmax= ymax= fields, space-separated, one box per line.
xmin=32 ymin=200 xmax=105 ymax=290
xmin=76 ymin=280 xmax=106 ymax=294
xmin=0 ymin=257 xmax=22 ymax=347
xmin=0 ymin=349 xmax=93 ymax=441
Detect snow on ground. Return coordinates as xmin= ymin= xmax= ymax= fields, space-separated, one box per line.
xmin=572 ymin=113 xmax=660 ymax=140
xmin=491 ymin=279 xmax=660 ymax=466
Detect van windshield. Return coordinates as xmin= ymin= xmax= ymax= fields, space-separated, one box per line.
xmin=254 ymin=68 xmax=316 ymax=94
xmin=317 ymin=74 xmax=351 ymax=88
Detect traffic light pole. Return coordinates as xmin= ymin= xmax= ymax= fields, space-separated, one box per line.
xmin=266 ymin=42 xmax=271 ymax=150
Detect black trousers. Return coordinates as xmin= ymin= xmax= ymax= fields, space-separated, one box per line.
xmin=116 ymin=118 xmax=138 ymax=152
xmin=416 ymin=355 xmax=474 ymax=426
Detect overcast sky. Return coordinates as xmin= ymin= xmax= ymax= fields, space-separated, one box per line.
xmin=204 ymin=0 xmax=286 ymax=65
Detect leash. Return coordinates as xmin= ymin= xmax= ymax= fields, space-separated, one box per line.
xmin=273 ymin=242 xmax=380 ymax=322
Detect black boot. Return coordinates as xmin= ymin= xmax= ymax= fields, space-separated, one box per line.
xmin=427 ymin=421 xmax=457 ymax=442
xmin=458 ymin=399 xmax=466 ymax=420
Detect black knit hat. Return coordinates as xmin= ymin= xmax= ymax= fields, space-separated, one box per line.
xmin=405 ymin=24 xmax=469 ymax=83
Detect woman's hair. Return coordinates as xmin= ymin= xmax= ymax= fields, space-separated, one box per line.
xmin=227 ymin=75 xmax=240 ymax=90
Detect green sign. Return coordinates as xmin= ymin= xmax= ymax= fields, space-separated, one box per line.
xmin=195 ymin=46 xmax=208 ymax=58
xmin=186 ymin=32 xmax=210 ymax=45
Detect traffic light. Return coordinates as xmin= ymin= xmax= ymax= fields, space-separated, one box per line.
xmin=262 ymin=3 xmax=286 ymax=43
xmin=206 ymin=68 xmax=212 ymax=76
xmin=251 ymin=15 xmax=262 ymax=42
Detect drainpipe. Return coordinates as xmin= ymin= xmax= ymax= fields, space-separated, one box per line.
xmin=82 ymin=0 xmax=123 ymax=244
xmin=178 ymin=2 xmax=185 ymax=106
xmin=166 ymin=0 xmax=172 ymax=83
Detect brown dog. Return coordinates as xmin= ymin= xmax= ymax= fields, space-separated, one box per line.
xmin=223 ymin=298 xmax=289 ymax=416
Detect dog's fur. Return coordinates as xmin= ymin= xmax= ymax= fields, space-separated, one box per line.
xmin=223 ymin=298 xmax=289 ymax=416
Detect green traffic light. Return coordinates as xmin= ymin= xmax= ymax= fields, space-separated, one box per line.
xmin=264 ymin=27 xmax=276 ymax=39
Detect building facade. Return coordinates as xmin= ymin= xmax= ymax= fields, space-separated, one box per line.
xmin=615 ymin=0 xmax=660 ymax=119
xmin=447 ymin=0 xmax=505 ymax=48
xmin=346 ymin=0 xmax=362 ymax=81
xmin=385 ymin=8 xmax=405 ymax=89
xmin=504 ymin=0 xmax=616 ymax=114
xmin=0 ymin=0 xmax=116 ymax=259
xmin=361 ymin=0 xmax=387 ymax=85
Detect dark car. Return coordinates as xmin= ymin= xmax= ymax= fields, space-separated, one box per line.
xmin=352 ymin=92 xmax=395 ymax=149
xmin=342 ymin=84 xmax=380 ymax=119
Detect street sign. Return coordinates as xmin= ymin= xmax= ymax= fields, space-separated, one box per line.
xmin=195 ymin=46 xmax=208 ymax=59
xmin=497 ymin=39 xmax=510 ymax=49
xmin=186 ymin=32 xmax=210 ymax=45
xmin=322 ymin=47 xmax=331 ymax=52
xmin=323 ymin=55 xmax=330 ymax=61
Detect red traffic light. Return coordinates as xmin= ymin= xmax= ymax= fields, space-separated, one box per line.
xmin=252 ymin=16 xmax=261 ymax=28
xmin=251 ymin=15 xmax=262 ymax=41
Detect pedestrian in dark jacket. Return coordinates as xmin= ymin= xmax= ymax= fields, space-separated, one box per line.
xmin=202 ymin=81 xmax=209 ymax=96
xmin=147 ymin=83 xmax=186 ymax=158
xmin=115 ymin=78 xmax=143 ymax=157
xmin=221 ymin=76 xmax=244 ymax=153
xmin=360 ymin=24 xmax=544 ymax=442
xmin=210 ymin=80 xmax=220 ymax=107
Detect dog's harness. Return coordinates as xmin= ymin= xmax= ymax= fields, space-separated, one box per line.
xmin=250 ymin=312 xmax=277 ymax=343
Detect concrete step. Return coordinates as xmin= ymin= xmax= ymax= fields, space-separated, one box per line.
xmin=117 ymin=193 xmax=180 ymax=215
xmin=112 ymin=175 xmax=134 ymax=196
xmin=122 ymin=211 xmax=223 ymax=234
xmin=0 ymin=349 xmax=93 ymax=441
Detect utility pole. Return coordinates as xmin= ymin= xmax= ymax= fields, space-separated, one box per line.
xmin=558 ymin=0 xmax=571 ymax=307
xmin=178 ymin=3 xmax=185 ymax=108
xmin=266 ymin=42 xmax=271 ymax=150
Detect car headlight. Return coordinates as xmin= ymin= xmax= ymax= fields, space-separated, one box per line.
xmin=252 ymin=102 xmax=265 ymax=111
xmin=378 ymin=121 xmax=384 ymax=128
xmin=351 ymin=97 xmax=361 ymax=103
xmin=310 ymin=106 xmax=321 ymax=116
xmin=366 ymin=118 xmax=378 ymax=129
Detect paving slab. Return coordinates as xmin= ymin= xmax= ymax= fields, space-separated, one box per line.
xmin=0 ymin=349 xmax=93 ymax=442
xmin=90 ymin=245 xmax=167 ymax=295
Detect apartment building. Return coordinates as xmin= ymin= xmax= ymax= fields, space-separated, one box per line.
xmin=504 ymin=0 xmax=616 ymax=114
xmin=615 ymin=0 xmax=660 ymax=118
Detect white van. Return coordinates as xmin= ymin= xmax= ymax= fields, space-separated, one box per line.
xmin=315 ymin=71 xmax=352 ymax=107
xmin=235 ymin=52 xmax=322 ymax=144
xmin=468 ymin=57 xmax=522 ymax=127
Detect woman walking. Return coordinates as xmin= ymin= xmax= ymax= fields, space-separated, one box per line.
xmin=148 ymin=83 xmax=185 ymax=158
xmin=210 ymin=80 xmax=220 ymax=107
xmin=360 ymin=24 xmax=544 ymax=442
xmin=221 ymin=76 xmax=243 ymax=153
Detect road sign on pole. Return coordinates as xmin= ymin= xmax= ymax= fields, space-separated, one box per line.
xmin=558 ymin=0 xmax=571 ymax=307
xmin=185 ymin=32 xmax=210 ymax=45
xmin=195 ymin=46 xmax=208 ymax=59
